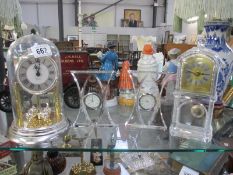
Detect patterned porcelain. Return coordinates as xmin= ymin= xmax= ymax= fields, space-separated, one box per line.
xmin=204 ymin=21 xmax=233 ymax=103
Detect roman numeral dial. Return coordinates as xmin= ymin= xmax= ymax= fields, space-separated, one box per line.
xmin=180 ymin=55 xmax=214 ymax=95
xmin=16 ymin=57 xmax=58 ymax=94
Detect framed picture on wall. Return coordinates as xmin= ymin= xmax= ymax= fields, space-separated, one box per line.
xmin=121 ymin=19 xmax=129 ymax=27
xmin=121 ymin=19 xmax=143 ymax=28
xmin=67 ymin=35 xmax=78 ymax=41
xmin=164 ymin=31 xmax=170 ymax=43
xmin=168 ymin=34 xmax=174 ymax=43
xmin=124 ymin=9 xmax=141 ymax=28
xmin=138 ymin=21 xmax=143 ymax=27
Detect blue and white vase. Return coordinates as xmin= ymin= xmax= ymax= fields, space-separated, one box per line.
xmin=204 ymin=21 xmax=233 ymax=103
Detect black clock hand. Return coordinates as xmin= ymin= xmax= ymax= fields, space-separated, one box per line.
xmin=34 ymin=59 xmax=41 ymax=77
xmin=199 ymin=72 xmax=210 ymax=76
xmin=186 ymin=69 xmax=196 ymax=75
xmin=186 ymin=69 xmax=209 ymax=76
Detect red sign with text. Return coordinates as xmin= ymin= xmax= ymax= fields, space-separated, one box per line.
xmin=60 ymin=51 xmax=89 ymax=87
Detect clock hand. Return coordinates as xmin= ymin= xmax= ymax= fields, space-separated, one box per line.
xmin=186 ymin=69 xmax=209 ymax=76
xmin=199 ymin=72 xmax=210 ymax=76
xmin=186 ymin=70 xmax=196 ymax=75
xmin=34 ymin=59 xmax=41 ymax=77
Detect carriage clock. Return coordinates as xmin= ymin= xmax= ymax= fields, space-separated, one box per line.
xmin=170 ymin=47 xmax=221 ymax=143
xmin=7 ymin=34 xmax=69 ymax=145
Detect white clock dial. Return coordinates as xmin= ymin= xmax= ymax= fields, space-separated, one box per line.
xmin=84 ymin=93 xmax=102 ymax=110
xmin=139 ymin=94 xmax=156 ymax=111
xmin=16 ymin=57 xmax=58 ymax=94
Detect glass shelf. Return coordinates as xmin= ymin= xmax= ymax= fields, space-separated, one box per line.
xmin=0 ymin=104 xmax=232 ymax=152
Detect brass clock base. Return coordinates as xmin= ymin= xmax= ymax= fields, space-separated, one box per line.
xmin=70 ymin=162 xmax=96 ymax=175
xmin=8 ymin=118 xmax=69 ymax=145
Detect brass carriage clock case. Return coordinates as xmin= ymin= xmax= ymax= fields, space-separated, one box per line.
xmin=7 ymin=35 xmax=69 ymax=145
xmin=170 ymin=47 xmax=221 ymax=142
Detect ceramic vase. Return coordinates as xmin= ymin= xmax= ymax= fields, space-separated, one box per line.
xmin=204 ymin=21 xmax=233 ymax=103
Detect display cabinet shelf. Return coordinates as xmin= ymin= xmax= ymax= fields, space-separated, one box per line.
xmin=0 ymin=106 xmax=232 ymax=152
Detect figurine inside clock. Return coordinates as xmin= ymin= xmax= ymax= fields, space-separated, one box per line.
xmin=170 ymin=47 xmax=221 ymax=142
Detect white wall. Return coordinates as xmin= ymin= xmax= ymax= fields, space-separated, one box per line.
xmin=21 ymin=3 xmax=38 ymax=25
xmin=38 ymin=4 xmax=58 ymax=26
xmin=19 ymin=0 xmax=172 ymax=42
xmin=19 ymin=0 xmax=164 ymax=28
xmin=20 ymin=1 xmax=74 ymax=27
xmin=166 ymin=0 xmax=175 ymax=26
xmin=82 ymin=4 xmax=115 ymax=27
xmin=181 ymin=21 xmax=198 ymax=43
xmin=46 ymin=26 xmax=171 ymax=38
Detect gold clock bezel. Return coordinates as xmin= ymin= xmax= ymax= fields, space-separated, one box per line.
xmin=180 ymin=54 xmax=215 ymax=95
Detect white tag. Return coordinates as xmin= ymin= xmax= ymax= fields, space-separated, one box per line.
xmin=31 ymin=44 xmax=52 ymax=58
xmin=179 ymin=166 xmax=199 ymax=175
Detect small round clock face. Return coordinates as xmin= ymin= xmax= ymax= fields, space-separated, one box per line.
xmin=84 ymin=93 xmax=102 ymax=110
xmin=190 ymin=104 xmax=206 ymax=119
xmin=139 ymin=94 xmax=156 ymax=111
xmin=181 ymin=54 xmax=214 ymax=94
xmin=16 ymin=57 xmax=58 ymax=94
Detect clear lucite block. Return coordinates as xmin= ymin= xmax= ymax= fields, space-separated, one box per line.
xmin=170 ymin=47 xmax=222 ymax=143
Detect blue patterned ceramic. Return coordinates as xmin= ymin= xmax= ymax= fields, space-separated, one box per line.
xmin=204 ymin=21 xmax=233 ymax=103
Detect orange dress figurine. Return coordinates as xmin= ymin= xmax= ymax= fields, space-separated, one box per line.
xmin=118 ymin=61 xmax=135 ymax=106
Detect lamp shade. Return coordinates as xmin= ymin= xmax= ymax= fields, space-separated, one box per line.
xmin=174 ymin=0 xmax=233 ymax=20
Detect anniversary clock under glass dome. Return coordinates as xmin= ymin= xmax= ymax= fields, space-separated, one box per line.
xmin=7 ymin=34 xmax=69 ymax=145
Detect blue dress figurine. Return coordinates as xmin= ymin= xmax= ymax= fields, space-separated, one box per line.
xmin=99 ymin=43 xmax=118 ymax=81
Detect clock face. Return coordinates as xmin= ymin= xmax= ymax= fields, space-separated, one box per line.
xmin=16 ymin=57 xmax=58 ymax=94
xmin=190 ymin=104 xmax=206 ymax=119
xmin=180 ymin=54 xmax=214 ymax=95
xmin=139 ymin=94 xmax=156 ymax=111
xmin=84 ymin=93 xmax=102 ymax=110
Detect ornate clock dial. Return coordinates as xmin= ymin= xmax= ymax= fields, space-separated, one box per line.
xmin=181 ymin=54 xmax=214 ymax=94
xmin=84 ymin=93 xmax=102 ymax=110
xmin=16 ymin=57 xmax=58 ymax=94
xmin=139 ymin=93 xmax=156 ymax=111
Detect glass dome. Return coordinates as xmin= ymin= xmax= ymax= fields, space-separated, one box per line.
xmin=6 ymin=34 xmax=69 ymax=145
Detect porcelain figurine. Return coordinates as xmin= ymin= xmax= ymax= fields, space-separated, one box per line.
xmin=22 ymin=151 xmax=53 ymax=175
xmin=98 ymin=42 xmax=118 ymax=107
xmin=118 ymin=61 xmax=135 ymax=106
xmin=161 ymin=48 xmax=181 ymax=104
xmin=137 ymin=44 xmax=161 ymax=112
xmin=103 ymin=134 xmax=121 ymax=175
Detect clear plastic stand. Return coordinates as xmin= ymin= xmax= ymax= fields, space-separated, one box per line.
xmin=125 ymin=70 xmax=167 ymax=131
xmin=71 ymin=70 xmax=117 ymax=128
xmin=68 ymin=70 xmax=167 ymax=146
